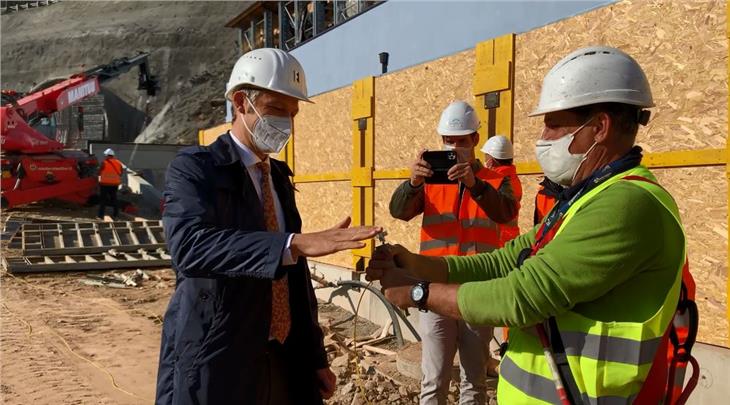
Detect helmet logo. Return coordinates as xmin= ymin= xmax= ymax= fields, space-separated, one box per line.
xmin=448 ymin=118 xmax=462 ymax=128
xmin=293 ymin=71 xmax=300 ymax=83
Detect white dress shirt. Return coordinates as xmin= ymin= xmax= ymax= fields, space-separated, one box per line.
xmin=229 ymin=132 xmax=296 ymax=265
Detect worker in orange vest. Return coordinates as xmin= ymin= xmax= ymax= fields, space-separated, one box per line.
xmin=533 ymin=176 xmax=561 ymax=225
xmin=97 ymin=148 xmax=124 ymax=219
xmin=389 ymin=101 xmax=520 ymax=405
xmin=480 ymin=135 xmax=522 ymax=245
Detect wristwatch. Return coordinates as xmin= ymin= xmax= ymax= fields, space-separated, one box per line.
xmin=410 ymin=281 xmax=430 ymax=312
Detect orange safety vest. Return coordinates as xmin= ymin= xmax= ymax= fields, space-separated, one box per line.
xmin=534 ymin=177 xmax=562 ymax=226
xmin=492 ymin=165 xmax=522 ymax=246
xmin=420 ymin=166 xmax=505 ymax=256
xmin=99 ymin=158 xmax=123 ymax=186
xmin=534 ymin=187 xmax=557 ymax=225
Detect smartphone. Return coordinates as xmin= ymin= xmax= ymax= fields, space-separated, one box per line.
xmin=423 ymin=150 xmax=457 ymax=184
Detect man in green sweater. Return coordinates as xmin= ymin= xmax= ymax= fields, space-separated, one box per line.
xmin=367 ymin=46 xmax=686 ymax=404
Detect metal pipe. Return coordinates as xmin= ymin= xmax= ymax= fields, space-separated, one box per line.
xmin=311 ymin=269 xmax=422 ymax=347
xmin=336 ymin=279 xmax=407 ymax=347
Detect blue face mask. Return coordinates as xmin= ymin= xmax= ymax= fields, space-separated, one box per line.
xmin=242 ymin=96 xmax=293 ymax=154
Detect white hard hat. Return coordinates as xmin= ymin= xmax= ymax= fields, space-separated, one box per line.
xmin=103 ymin=148 xmax=115 ymax=156
xmin=437 ymin=101 xmax=480 ymax=136
xmin=529 ymin=46 xmax=654 ymax=116
xmin=225 ymin=48 xmax=310 ymax=102
xmin=480 ymin=135 xmax=513 ymax=160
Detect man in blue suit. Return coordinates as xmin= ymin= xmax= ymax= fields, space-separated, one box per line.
xmin=156 ymin=48 xmax=381 ymax=405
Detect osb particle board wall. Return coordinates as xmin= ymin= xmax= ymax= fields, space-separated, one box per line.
xmin=292 ymin=0 xmax=729 ymax=345
xmin=513 ymin=0 xmax=727 ymax=160
xmin=375 ymin=49 xmax=476 ymax=169
xmin=654 ymin=167 xmax=728 ymax=346
xmin=375 ymin=180 xmax=422 ymax=253
xmin=512 ymin=0 xmax=728 ymax=346
xmin=294 ymin=86 xmax=353 ymax=174
xmin=296 ymin=181 xmax=353 ymax=268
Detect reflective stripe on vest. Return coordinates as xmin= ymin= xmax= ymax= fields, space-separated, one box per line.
xmin=419 ymin=237 xmax=459 ymax=253
xmin=423 ymin=213 xmax=458 ymax=226
xmin=499 ymin=165 xmax=686 ymax=405
xmin=420 ymin=166 xmax=502 ymax=256
xmin=500 ymin=356 xmax=639 ymax=405
xmin=459 ymin=241 xmax=498 ymax=255
xmin=99 ymin=159 xmax=123 ymax=186
xmin=461 ymin=217 xmax=495 ymax=228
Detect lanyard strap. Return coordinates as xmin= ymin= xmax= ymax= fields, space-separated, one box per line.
xmin=535 ymin=148 xmax=642 ymax=245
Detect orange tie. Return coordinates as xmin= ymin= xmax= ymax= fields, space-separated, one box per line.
xmin=256 ymin=161 xmax=291 ymax=343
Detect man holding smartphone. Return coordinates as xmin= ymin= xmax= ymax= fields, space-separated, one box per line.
xmin=388 ymin=100 xmax=520 ymax=404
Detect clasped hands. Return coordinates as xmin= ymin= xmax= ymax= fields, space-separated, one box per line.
xmin=365 ymin=244 xmax=420 ymax=309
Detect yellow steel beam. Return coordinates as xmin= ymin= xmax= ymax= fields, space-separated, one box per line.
xmin=198 ymin=122 xmax=232 ymax=146
xmin=278 ymin=127 xmax=295 ymax=174
xmin=473 ymin=33 xmax=515 ymax=156
xmin=515 ymin=161 xmax=543 ymax=175
xmin=515 ymin=148 xmax=727 ymax=176
xmin=373 ymin=168 xmax=410 ymax=180
xmin=351 ymin=76 xmax=376 ymax=271
xmin=643 ymin=148 xmax=726 ymax=168
xmin=292 ymin=148 xmax=727 ymax=185
xmin=293 ymin=172 xmax=351 ymax=183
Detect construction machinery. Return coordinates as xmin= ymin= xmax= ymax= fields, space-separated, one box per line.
xmin=1 ymin=52 xmax=159 ymax=209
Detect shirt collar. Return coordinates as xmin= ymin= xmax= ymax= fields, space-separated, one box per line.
xmin=229 ymin=130 xmax=267 ymax=168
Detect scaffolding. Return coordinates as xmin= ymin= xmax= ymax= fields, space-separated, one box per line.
xmin=226 ymin=1 xmax=383 ymax=53
xmin=0 ymin=0 xmax=58 ymax=15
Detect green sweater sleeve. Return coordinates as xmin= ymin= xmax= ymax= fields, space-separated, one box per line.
xmin=445 ymin=226 xmax=537 ymax=283
xmin=449 ymin=181 xmax=684 ymax=328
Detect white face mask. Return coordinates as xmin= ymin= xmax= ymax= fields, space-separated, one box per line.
xmin=241 ymin=95 xmax=293 ymax=154
xmin=534 ymin=118 xmax=596 ymax=187
xmin=442 ymin=144 xmax=456 ymax=151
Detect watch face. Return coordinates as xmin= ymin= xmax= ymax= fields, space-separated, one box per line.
xmin=411 ymin=286 xmax=425 ymax=302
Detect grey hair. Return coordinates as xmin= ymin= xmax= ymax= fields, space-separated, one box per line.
xmin=230 ymin=88 xmax=262 ymax=121
xmin=240 ymin=88 xmax=260 ymax=103
xmin=230 ymin=86 xmax=261 ymax=104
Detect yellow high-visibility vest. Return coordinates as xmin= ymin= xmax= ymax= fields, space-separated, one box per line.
xmin=499 ymin=165 xmax=685 ymax=404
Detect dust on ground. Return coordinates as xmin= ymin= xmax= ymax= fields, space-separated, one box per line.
xmin=1 ymin=205 xmax=497 ymax=404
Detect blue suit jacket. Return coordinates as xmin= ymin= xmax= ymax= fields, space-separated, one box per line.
xmin=155 ymin=133 xmax=327 ymax=405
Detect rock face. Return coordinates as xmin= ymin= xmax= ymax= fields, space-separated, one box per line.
xmin=1 ymin=1 xmax=248 ymax=144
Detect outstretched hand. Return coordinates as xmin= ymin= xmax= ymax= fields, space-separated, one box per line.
xmin=291 ymin=217 xmax=381 ymax=258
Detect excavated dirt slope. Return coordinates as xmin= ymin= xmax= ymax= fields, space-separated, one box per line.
xmin=1 ymin=1 xmax=247 ymax=144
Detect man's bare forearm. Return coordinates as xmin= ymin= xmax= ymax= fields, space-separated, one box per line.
xmin=424 ymin=283 xmax=462 ymax=319
xmin=402 ymin=253 xmax=449 ymax=283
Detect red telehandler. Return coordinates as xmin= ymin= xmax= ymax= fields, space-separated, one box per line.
xmin=1 ymin=52 xmax=159 ymax=208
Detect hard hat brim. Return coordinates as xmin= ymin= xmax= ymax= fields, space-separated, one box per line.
xmin=438 ymin=129 xmax=478 ymax=136
xmin=226 ymin=84 xmax=313 ymax=104
xmin=529 ymin=97 xmax=655 ymax=117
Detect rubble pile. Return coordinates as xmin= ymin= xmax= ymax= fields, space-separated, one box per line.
xmin=324 ymin=332 xmax=420 ymax=405
xmin=318 ymin=302 xmax=498 ymax=404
